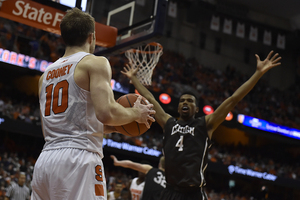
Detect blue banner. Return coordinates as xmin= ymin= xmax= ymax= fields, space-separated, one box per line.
xmin=237 ymin=114 xmax=300 ymax=140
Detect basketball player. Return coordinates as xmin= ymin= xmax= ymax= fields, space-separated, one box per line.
xmin=129 ymin=171 xmax=145 ymax=200
xmin=121 ymin=50 xmax=281 ymax=200
xmin=107 ymin=180 xmax=123 ymax=200
xmin=31 ymin=8 xmax=155 ymax=200
xmin=110 ymin=155 xmax=166 ymax=200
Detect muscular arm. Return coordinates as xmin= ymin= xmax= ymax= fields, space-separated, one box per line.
xmin=205 ymin=51 xmax=281 ymax=139
xmin=111 ymin=155 xmax=152 ymax=174
xmin=89 ymin=56 xmax=154 ymax=126
xmin=122 ymin=65 xmax=171 ymax=129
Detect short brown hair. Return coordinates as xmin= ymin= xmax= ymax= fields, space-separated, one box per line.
xmin=60 ymin=7 xmax=95 ymax=46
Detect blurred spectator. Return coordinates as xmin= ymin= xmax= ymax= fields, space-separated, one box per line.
xmin=5 ymin=172 xmax=30 ymax=200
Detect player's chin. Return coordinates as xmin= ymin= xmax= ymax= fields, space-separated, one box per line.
xmin=180 ymin=111 xmax=190 ymax=117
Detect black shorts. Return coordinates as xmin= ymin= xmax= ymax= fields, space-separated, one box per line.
xmin=159 ymin=184 xmax=208 ymax=200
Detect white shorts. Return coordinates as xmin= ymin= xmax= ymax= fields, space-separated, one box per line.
xmin=31 ymin=148 xmax=107 ymax=200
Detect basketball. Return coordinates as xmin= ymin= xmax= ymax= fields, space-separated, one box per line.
xmin=114 ymin=93 xmax=153 ymax=137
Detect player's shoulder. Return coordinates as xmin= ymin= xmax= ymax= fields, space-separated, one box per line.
xmin=81 ymin=55 xmax=110 ymax=72
xmin=83 ymin=55 xmax=109 ymax=65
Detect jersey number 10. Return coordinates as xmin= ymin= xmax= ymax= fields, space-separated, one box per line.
xmin=45 ymin=80 xmax=69 ymax=116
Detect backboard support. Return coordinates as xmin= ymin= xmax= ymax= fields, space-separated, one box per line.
xmin=94 ymin=0 xmax=168 ymax=56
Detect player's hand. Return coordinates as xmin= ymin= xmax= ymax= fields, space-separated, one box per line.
xmin=255 ymin=50 xmax=281 ymax=74
xmin=121 ymin=64 xmax=139 ymax=79
xmin=133 ymin=96 xmax=156 ymax=128
xmin=110 ymin=155 xmax=119 ymax=166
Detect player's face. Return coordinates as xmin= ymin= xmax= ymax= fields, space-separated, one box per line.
xmin=114 ymin=183 xmax=123 ymax=193
xmin=178 ymin=94 xmax=199 ymax=119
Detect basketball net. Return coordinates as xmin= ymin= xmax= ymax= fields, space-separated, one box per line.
xmin=125 ymin=42 xmax=163 ymax=86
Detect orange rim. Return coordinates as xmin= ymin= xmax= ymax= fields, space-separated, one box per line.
xmin=125 ymin=42 xmax=163 ymax=54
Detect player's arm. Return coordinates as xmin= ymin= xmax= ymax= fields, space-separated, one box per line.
xmin=88 ymin=56 xmax=155 ymax=127
xmin=38 ymin=74 xmax=46 ymax=138
xmin=111 ymin=155 xmax=153 ymax=174
xmin=205 ymin=51 xmax=281 ymax=139
xmin=121 ymin=65 xmax=171 ymax=129
xmin=103 ymin=125 xmax=119 ymax=134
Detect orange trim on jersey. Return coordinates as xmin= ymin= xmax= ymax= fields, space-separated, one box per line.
xmin=95 ymin=184 xmax=104 ymax=196
xmin=0 ymin=0 xmax=117 ymax=47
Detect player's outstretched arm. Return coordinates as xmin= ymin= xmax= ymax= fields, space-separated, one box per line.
xmin=89 ymin=56 xmax=155 ymax=127
xmin=205 ymin=51 xmax=281 ymax=139
xmin=121 ymin=64 xmax=171 ymax=129
xmin=110 ymin=155 xmax=152 ymax=174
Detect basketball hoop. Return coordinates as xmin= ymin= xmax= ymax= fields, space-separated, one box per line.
xmin=125 ymin=42 xmax=163 ymax=86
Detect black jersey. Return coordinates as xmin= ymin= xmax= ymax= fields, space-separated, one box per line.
xmin=163 ymin=117 xmax=211 ymax=189
xmin=141 ymin=168 xmax=166 ymax=200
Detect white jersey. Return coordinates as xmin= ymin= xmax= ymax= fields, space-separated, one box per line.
xmin=39 ymin=52 xmax=104 ymax=157
xmin=130 ymin=177 xmax=145 ymax=200
xmin=107 ymin=191 xmax=116 ymax=200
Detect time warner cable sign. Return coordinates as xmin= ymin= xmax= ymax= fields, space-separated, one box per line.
xmin=103 ymin=138 xmax=162 ymax=157
xmin=238 ymin=114 xmax=300 ymax=140
xmin=228 ymin=165 xmax=277 ymax=181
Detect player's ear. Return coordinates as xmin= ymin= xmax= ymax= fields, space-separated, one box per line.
xmin=88 ymin=32 xmax=94 ymax=44
xmin=196 ymin=106 xmax=199 ymax=113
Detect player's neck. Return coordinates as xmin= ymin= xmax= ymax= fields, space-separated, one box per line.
xmin=63 ymin=45 xmax=90 ymax=57
xmin=178 ymin=116 xmax=194 ymax=122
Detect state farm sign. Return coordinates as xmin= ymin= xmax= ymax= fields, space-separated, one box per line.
xmin=12 ymin=1 xmax=64 ymax=30
xmin=0 ymin=0 xmax=117 ymax=47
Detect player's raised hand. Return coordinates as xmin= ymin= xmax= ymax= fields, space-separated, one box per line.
xmin=133 ymin=95 xmax=156 ymax=128
xmin=121 ymin=64 xmax=139 ymax=79
xmin=110 ymin=155 xmax=120 ymax=166
xmin=255 ymin=50 xmax=281 ymax=74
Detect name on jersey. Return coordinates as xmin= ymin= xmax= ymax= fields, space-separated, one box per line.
xmin=130 ymin=189 xmax=142 ymax=194
xmin=171 ymin=124 xmax=195 ymax=136
xmin=46 ymin=64 xmax=73 ymax=80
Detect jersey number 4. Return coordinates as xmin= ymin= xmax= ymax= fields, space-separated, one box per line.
xmin=45 ymin=80 xmax=69 ymax=116
xmin=175 ymin=135 xmax=184 ymax=151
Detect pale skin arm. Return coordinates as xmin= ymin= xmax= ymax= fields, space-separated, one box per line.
xmin=110 ymin=155 xmax=152 ymax=174
xmin=205 ymin=51 xmax=281 ymax=139
xmin=88 ymin=56 xmax=155 ymax=128
xmin=38 ymin=75 xmax=45 ymax=138
xmin=103 ymin=125 xmax=119 ymax=134
xmin=121 ymin=65 xmax=171 ymax=129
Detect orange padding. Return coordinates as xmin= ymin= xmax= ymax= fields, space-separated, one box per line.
xmin=95 ymin=22 xmax=117 ymax=48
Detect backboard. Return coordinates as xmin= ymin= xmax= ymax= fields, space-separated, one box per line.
xmin=93 ymin=0 xmax=168 ymax=56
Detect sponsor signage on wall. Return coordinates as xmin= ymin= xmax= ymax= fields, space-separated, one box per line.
xmin=103 ymin=138 xmax=162 ymax=157
xmin=238 ymin=114 xmax=300 ymax=140
xmin=0 ymin=0 xmax=117 ymax=47
xmin=0 ymin=48 xmax=52 ymax=72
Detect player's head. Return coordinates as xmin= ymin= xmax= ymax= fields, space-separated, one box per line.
xmin=178 ymin=91 xmax=199 ymax=120
xmin=60 ymin=7 xmax=96 ymax=53
xmin=114 ymin=180 xmax=123 ymax=193
xmin=18 ymin=172 xmax=26 ymax=186
xmin=158 ymin=156 xmax=165 ymax=170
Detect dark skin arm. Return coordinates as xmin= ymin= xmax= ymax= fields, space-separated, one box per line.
xmin=121 ymin=65 xmax=171 ymax=129
xmin=205 ymin=51 xmax=281 ymax=139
